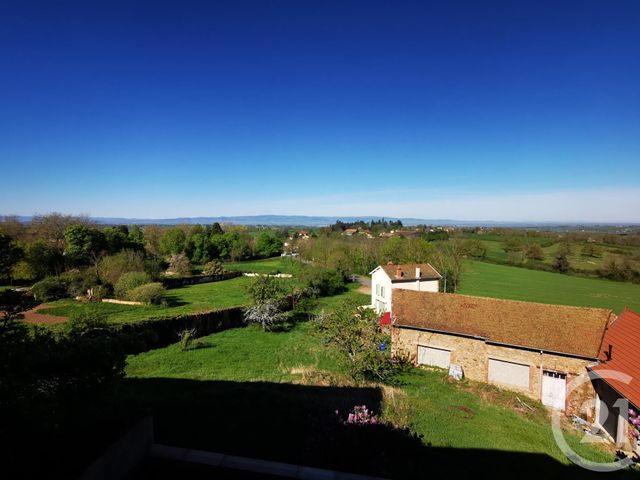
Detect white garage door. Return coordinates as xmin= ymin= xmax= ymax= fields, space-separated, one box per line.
xmin=488 ymin=359 xmax=530 ymax=390
xmin=417 ymin=346 xmax=451 ymax=369
xmin=542 ymin=371 xmax=566 ymax=410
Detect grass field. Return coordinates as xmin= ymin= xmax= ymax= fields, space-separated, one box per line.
xmin=465 ymin=236 xmax=640 ymax=273
xmin=124 ymin=288 xmax=616 ymax=477
xmin=460 ymin=260 xmax=640 ymax=312
xmin=224 ymin=256 xmax=302 ymax=274
xmin=39 ymin=276 xmax=255 ymax=324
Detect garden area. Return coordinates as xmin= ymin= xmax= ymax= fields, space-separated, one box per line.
xmin=121 ymin=289 xmax=627 ymax=478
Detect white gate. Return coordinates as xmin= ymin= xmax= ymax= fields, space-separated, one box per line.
xmin=542 ymin=371 xmax=567 ymax=410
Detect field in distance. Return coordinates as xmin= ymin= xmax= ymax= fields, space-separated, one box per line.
xmin=460 ymin=260 xmax=640 ymax=313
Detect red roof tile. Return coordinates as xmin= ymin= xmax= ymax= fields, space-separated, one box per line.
xmin=380 ymin=263 xmax=441 ymax=281
xmin=591 ymin=309 xmax=640 ymax=408
xmin=392 ymin=290 xmax=613 ymax=358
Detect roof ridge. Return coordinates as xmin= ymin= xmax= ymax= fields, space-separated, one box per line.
xmin=394 ymin=289 xmax=613 ymax=314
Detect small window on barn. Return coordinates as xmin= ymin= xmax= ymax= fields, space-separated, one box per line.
xmin=376 ymin=284 xmax=380 ymax=296
xmin=380 ymin=286 xmax=385 ymax=297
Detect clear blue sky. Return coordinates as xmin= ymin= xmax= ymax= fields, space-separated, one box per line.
xmin=1 ymin=0 xmax=639 ymax=222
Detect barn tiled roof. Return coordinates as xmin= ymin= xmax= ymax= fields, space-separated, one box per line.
xmin=381 ymin=263 xmax=441 ymax=281
xmin=392 ymin=290 xmax=613 ymax=358
xmin=591 ymin=309 xmax=640 ymax=408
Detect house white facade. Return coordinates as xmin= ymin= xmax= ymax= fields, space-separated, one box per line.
xmin=370 ymin=263 xmax=441 ymax=313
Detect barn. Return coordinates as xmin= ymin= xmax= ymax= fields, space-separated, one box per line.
xmin=391 ymin=290 xmax=615 ymax=415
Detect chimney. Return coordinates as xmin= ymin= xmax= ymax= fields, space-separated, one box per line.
xmin=395 ymin=267 xmax=403 ymax=279
xmin=605 ymin=344 xmax=613 ymax=361
xmin=415 ymin=267 xmax=421 ymax=279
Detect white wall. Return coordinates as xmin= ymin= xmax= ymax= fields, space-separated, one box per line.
xmin=392 ymin=279 xmax=439 ymax=293
xmin=371 ymin=268 xmax=393 ymax=313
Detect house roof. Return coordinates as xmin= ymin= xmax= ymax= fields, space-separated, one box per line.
xmin=392 ymin=290 xmax=613 ymax=359
xmin=380 ymin=263 xmax=441 ymax=281
xmin=591 ymin=308 xmax=640 ymax=408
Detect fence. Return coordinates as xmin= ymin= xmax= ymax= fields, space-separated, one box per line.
xmin=160 ymin=271 xmax=241 ymax=289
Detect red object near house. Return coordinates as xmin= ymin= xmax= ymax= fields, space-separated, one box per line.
xmin=379 ymin=312 xmax=391 ymax=326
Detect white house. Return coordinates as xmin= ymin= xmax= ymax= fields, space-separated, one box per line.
xmin=369 ymin=262 xmax=441 ymax=313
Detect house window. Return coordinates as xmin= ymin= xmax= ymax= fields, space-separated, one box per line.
xmin=376 ymin=284 xmax=380 ymax=296
xmin=380 ymin=286 xmax=385 ymax=298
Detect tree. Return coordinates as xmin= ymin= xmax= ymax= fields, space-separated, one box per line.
xmin=552 ymin=249 xmax=571 ymax=273
xmin=185 ymin=232 xmax=212 ymax=264
xmin=581 ymin=243 xmax=602 ymax=258
xmin=523 ymin=242 xmax=545 ymax=261
xmin=23 ymin=240 xmax=60 ymax=279
xmin=64 ymin=224 xmax=106 ymax=268
xmin=0 ymin=289 xmax=34 ymax=328
xmin=381 ymin=237 xmax=405 ymax=264
xmin=501 ymin=237 xmax=523 ymax=253
xmin=167 ymin=253 xmax=191 ymax=277
xmin=243 ymin=275 xmax=289 ymax=330
xmin=0 ymin=233 xmax=22 ymax=281
xmin=97 ymin=250 xmax=146 ymax=286
xmin=314 ymin=300 xmax=396 ymax=382
xmin=159 ymin=227 xmax=187 ymax=256
xmin=103 ymin=226 xmax=129 ymax=253
xmin=253 ymin=232 xmax=283 ymax=258
xmin=127 ymin=224 xmax=145 ymax=250
xmin=431 ymin=240 xmax=465 ymax=292
xmin=143 ymin=225 xmax=164 ymax=258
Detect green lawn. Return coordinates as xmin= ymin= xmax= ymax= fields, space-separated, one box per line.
xmin=39 ymin=276 xmax=254 ymax=324
xmin=460 ymin=260 xmax=640 ymax=313
xmin=224 ymin=256 xmax=302 ymax=274
xmin=124 ymin=289 xmax=617 ymax=477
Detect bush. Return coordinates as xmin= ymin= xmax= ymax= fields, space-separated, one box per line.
xmin=89 ymin=284 xmax=110 ymax=301
xmin=32 ymin=276 xmax=68 ymax=302
xmin=126 ymin=282 xmax=165 ymax=304
xmin=144 ymin=258 xmax=165 ymax=280
xmin=314 ymin=300 xmax=399 ymax=383
xmin=59 ymin=269 xmax=99 ymax=297
xmin=166 ymin=253 xmax=191 ymax=277
xmin=202 ymin=260 xmax=225 ymax=276
xmin=303 ymin=268 xmax=347 ymax=297
xmin=114 ymin=271 xmax=152 ymax=299
xmin=98 ymin=250 xmax=145 ymax=286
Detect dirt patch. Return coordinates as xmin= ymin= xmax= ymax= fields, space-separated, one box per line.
xmin=356 ymin=285 xmax=371 ymax=295
xmin=448 ymin=405 xmax=475 ymax=419
xmin=22 ymin=304 xmax=68 ymax=325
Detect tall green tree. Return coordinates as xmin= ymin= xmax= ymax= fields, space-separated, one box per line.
xmin=159 ymin=227 xmax=187 ymax=256
xmin=64 ymin=225 xmax=106 ymax=267
xmin=0 ymin=234 xmax=22 ymax=281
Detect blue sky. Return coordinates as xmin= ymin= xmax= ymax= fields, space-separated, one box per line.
xmin=1 ymin=0 xmax=639 ymax=222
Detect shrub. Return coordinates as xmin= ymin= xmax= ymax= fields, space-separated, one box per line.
xmin=89 ymin=285 xmax=110 ymax=302
xmin=178 ymin=328 xmax=197 ymax=351
xmin=202 ymin=260 xmax=225 ymax=276
xmin=32 ymin=276 xmax=68 ymax=302
xmin=144 ymin=258 xmax=165 ymax=280
xmin=303 ymin=268 xmax=347 ymax=297
xmin=68 ymin=308 xmax=109 ymax=332
xmin=114 ymin=271 xmax=152 ymax=299
xmin=98 ymin=250 xmax=145 ymax=286
xmin=314 ymin=300 xmax=399 ymax=383
xmin=59 ymin=269 xmax=99 ymax=297
xmin=126 ymin=282 xmax=165 ymax=304
xmin=166 ymin=253 xmax=191 ymax=277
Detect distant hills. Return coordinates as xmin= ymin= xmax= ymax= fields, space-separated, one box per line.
xmin=8 ymin=214 xmax=640 ymax=228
